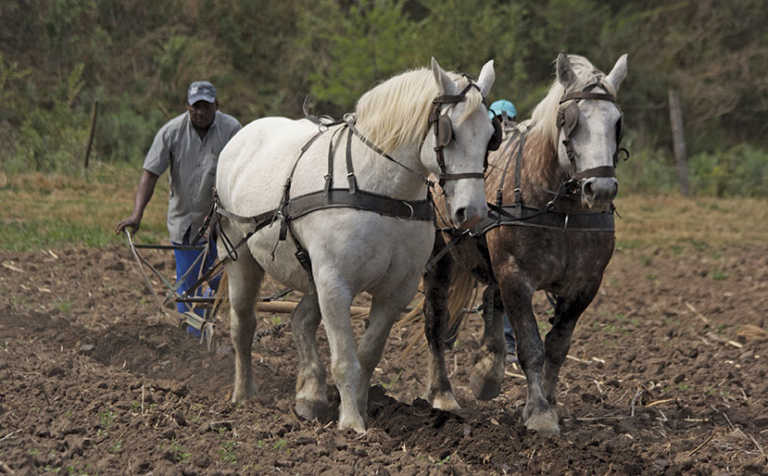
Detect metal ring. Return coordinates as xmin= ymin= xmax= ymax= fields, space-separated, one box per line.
xmin=401 ymin=201 xmax=415 ymax=218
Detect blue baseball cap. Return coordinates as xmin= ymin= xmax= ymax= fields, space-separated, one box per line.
xmin=489 ymin=99 xmax=517 ymax=120
xmin=187 ymin=81 xmax=216 ymax=105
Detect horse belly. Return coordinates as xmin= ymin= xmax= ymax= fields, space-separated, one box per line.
xmin=298 ymin=210 xmax=434 ymax=296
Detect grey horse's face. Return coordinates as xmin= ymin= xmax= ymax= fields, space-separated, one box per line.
xmin=556 ymin=54 xmax=628 ymax=208
xmin=427 ymin=58 xmax=495 ymax=227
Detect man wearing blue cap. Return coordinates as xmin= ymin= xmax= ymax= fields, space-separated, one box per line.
xmin=488 ymin=99 xmax=517 ymax=132
xmin=488 ymin=99 xmax=519 ymax=363
xmin=116 ymin=81 xmax=242 ymax=334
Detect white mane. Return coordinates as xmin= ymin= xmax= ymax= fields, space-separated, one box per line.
xmin=355 ymin=68 xmax=483 ymax=153
xmin=529 ymin=54 xmax=617 ymax=146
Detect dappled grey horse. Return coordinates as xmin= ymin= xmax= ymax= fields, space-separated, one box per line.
xmin=422 ymin=53 xmax=628 ymax=434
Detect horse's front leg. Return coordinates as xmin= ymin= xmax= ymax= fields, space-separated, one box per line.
xmin=469 ymin=284 xmax=507 ymax=400
xmin=422 ymin=234 xmax=461 ymax=411
xmin=469 ymin=284 xmax=506 ymax=400
xmin=291 ymin=292 xmax=329 ymax=422
xmin=542 ymin=290 xmax=597 ymax=405
xmin=314 ymin=270 xmax=365 ymax=433
xmin=499 ymin=279 xmax=559 ymax=434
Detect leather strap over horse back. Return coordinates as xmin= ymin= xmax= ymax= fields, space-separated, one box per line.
xmin=287 ymin=188 xmax=432 ymax=222
xmin=214 ymin=117 xmax=434 ymax=268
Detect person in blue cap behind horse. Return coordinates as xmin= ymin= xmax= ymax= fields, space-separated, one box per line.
xmin=488 ymin=99 xmax=519 ymax=363
xmin=489 ymin=99 xmax=517 ymax=132
xmin=116 ymin=81 xmax=242 ymax=336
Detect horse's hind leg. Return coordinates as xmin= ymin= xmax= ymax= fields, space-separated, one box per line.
xmin=423 ymin=234 xmax=461 ymax=411
xmin=469 ymin=284 xmax=506 ymax=400
xmin=542 ymin=290 xmax=597 ymax=405
xmin=224 ymin=247 xmax=265 ymax=403
xmin=291 ymin=292 xmax=329 ymax=421
xmin=357 ymin=287 xmax=417 ymax=416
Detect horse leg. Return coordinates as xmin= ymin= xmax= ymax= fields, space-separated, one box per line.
xmin=542 ymin=289 xmax=597 ymax=405
xmin=291 ymin=292 xmax=329 ymax=421
xmin=314 ymin=273 xmax=365 ymax=433
xmin=225 ymin=248 xmax=265 ymax=403
xmin=356 ymin=289 xmax=416 ymax=416
xmin=500 ymin=281 xmax=559 ymax=434
xmin=422 ymin=234 xmax=461 ymax=410
xmin=469 ymin=284 xmax=506 ymax=400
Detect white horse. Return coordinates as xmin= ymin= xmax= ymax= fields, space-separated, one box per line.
xmin=215 ymin=58 xmax=496 ymax=433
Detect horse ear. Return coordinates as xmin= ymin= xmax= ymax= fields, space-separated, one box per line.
xmin=556 ymin=53 xmax=576 ymax=88
xmin=606 ymin=53 xmax=628 ymax=94
xmin=476 ymin=59 xmax=495 ymax=98
xmin=431 ymin=57 xmax=458 ymax=96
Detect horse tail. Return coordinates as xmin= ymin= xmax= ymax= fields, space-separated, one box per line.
xmin=442 ymin=263 xmax=478 ymax=345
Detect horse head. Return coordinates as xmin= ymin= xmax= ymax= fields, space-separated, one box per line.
xmin=424 ymin=58 xmax=496 ymax=226
xmin=554 ymin=53 xmax=628 ymax=208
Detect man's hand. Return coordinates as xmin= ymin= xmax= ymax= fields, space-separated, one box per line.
xmin=116 ymin=170 xmax=159 ymax=235
xmin=115 ymin=215 xmax=141 ymax=234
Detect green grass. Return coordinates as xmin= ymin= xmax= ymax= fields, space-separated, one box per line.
xmin=2 ymin=167 xmax=767 ymax=253
xmin=0 ymin=163 xmax=168 ymax=251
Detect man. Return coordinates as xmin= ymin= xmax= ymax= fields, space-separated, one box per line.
xmin=115 ymin=81 xmax=242 ymax=334
xmin=488 ymin=99 xmax=517 ymax=131
xmin=488 ymin=99 xmax=519 ymax=363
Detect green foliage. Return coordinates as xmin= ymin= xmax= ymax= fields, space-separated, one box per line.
xmin=689 ymin=144 xmax=768 ymax=197
xmin=0 ymin=0 xmax=765 ymax=197
xmin=616 ymin=149 xmax=679 ymax=196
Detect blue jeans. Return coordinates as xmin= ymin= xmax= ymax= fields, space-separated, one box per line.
xmin=503 ymin=314 xmax=516 ymax=354
xmin=173 ymin=236 xmax=219 ymax=317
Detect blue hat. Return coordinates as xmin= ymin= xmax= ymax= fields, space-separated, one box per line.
xmin=489 ymin=99 xmax=516 ymax=120
xmin=187 ymin=81 xmax=216 ymax=105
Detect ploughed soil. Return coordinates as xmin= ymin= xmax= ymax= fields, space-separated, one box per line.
xmin=1 ymin=241 xmax=767 ymax=475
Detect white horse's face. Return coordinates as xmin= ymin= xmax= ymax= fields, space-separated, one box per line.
xmin=556 ymin=54 xmax=628 ymax=208
xmin=425 ymin=58 xmax=495 ymax=226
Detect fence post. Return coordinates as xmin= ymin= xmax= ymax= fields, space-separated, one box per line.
xmin=668 ymin=89 xmax=689 ymax=196
xmin=83 ymin=100 xmax=99 ymax=170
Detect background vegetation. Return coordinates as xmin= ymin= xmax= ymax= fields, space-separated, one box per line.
xmin=0 ymin=0 xmax=766 ymax=196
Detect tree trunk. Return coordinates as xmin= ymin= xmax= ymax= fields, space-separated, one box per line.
xmin=668 ymin=89 xmax=689 ymax=196
xmin=83 ymin=100 xmax=99 ymax=170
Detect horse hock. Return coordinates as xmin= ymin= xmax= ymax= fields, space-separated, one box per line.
xmin=469 ymin=285 xmax=505 ymax=400
xmin=292 ymin=293 xmax=330 ymax=422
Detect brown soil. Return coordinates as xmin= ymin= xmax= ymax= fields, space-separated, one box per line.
xmin=1 ymin=243 xmax=767 ymax=475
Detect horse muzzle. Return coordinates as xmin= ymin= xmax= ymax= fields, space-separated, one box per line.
xmin=581 ymin=177 xmax=618 ymax=208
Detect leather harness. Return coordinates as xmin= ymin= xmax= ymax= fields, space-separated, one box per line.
xmin=214 ymin=81 xmax=495 ymax=279
xmin=426 ymin=83 xmax=627 ymax=271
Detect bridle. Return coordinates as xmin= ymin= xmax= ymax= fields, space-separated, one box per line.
xmin=424 ymin=80 xmax=502 ymax=187
xmin=556 ymin=81 xmax=629 ymax=187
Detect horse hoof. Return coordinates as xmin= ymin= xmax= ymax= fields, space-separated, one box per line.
xmin=431 ymin=392 xmax=461 ymax=411
xmin=525 ymin=409 xmax=560 ymax=435
xmin=231 ymin=385 xmax=254 ymax=404
xmin=338 ymin=413 xmax=367 ymax=434
xmin=295 ymin=398 xmax=330 ymax=422
xmin=470 ymin=371 xmax=501 ymax=400
xmin=470 ymin=356 xmax=503 ymax=400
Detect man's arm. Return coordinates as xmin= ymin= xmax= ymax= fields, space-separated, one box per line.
xmin=114 ymin=169 xmax=159 ymax=234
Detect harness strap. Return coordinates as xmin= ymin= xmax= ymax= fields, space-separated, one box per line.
xmin=325 ymin=126 xmax=344 ymax=194
xmin=345 ymin=126 xmax=357 ymax=193
xmin=477 ymin=204 xmax=614 ymax=234
xmin=493 ymin=126 xmax=527 ymax=211
xmin=344 ymin=115 xmax=428 ymax=184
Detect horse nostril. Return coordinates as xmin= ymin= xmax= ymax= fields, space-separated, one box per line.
xmin=583 ymin=180 xmax=594 ymax=197
xmin=454 ymin=207 xmax=467 ymax=224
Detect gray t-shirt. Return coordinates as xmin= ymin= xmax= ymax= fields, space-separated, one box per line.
xmin=143 ymin=110 xmax=241 ymax=243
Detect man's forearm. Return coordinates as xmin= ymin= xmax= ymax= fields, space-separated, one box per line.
xmin=132 ymin=170 xmax=159 ymax=218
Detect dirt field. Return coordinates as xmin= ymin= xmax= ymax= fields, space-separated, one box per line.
xmin=1 ymin=237 xmax=768 ymax=474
